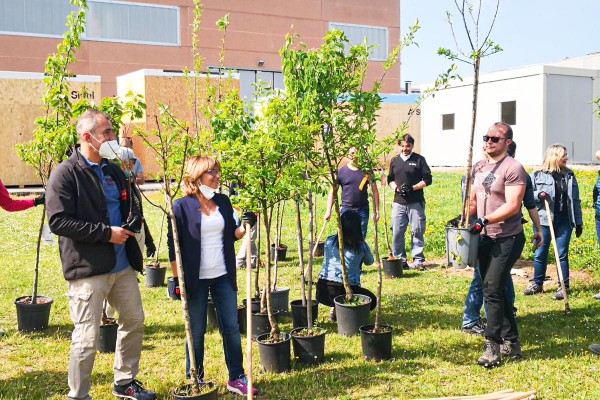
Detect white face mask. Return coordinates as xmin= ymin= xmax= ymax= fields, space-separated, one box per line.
xmin=199 ymin=184 xmax=216 ymax=200
xmin=90 ymin=135 xmax=121 ymax=160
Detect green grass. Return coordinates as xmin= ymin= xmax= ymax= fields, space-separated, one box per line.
xmin=1 ymin=170 xmax=600 ymax=399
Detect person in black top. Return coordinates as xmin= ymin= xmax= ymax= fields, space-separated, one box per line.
xmin=324 ymin=146 xmax=380 ymax=239
xmin=387 ymin=134 xmax=432 ymax=270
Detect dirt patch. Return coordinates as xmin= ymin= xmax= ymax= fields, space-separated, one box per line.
xmin=426 ymin=257 xmax=595 ymax=288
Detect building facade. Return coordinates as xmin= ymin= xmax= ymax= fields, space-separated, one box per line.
xmin=420 ymin=56 xmax=600 ymax=167
xmin=0 ymin=0 xmax=401 ymax=96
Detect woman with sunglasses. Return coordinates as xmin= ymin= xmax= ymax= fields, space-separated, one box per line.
xmin=167 ymin=156 xmax=259 ymax=396
xmin=524 ymin=144 xmax=583 ymax=300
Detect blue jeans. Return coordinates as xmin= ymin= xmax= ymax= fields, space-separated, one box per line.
xmin=533 ymin=214 xmax=572 ymax=288
xmin=185 ymin=274 xmax=244 ymax=381
xmin=596 ymin=219 xmax=600 ymax=248
xmin=341 ymin=206 xmax=369 ymax=239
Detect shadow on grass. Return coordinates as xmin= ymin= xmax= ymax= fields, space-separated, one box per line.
xmin=0 ymin=369 xmax=109 ymax=400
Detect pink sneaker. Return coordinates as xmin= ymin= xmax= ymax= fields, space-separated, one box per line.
xmin=227 ymin=375 xmax=259 ymax=396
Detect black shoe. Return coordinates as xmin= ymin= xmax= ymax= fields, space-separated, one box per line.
xmin=589 ymin=344 xmax=600 ymax=355
xmin=477 ymin=340 xmax=501 ymax=368
xmin=113 ymin=379 xmax=157 ymax=400
xmin=462 ymin=319 xmax=486 ymax=336
xmin=402 ymin=261 xmax=410 ymax=270
xmin=500 ymin=340 xmax=523 ymax=360
xmin=523 ymin=282 xmax=543 ymax=296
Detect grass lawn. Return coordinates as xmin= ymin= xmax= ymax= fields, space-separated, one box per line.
xmin=1 ymin=170 xmax=600 ymax=399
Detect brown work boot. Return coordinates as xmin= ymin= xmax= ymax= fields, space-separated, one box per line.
xmin=477 ymin=340 xmax=501 ymax=368
xmin=500 ymin=340 xmax=523 ymax=360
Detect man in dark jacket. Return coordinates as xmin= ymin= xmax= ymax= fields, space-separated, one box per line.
xmin=46 ymin=109 xmax=156 ymax=400
xmin=387 ymin=134 xmax=432 ymax=270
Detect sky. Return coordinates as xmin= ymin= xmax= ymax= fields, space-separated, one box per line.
xmin=400 ymin=0 xmax=600 ymax=85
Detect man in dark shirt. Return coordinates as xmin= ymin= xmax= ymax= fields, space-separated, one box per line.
xmin=325 ymin=146 xmax=380 ymax=239
xmin=387 ymin=134 xmax=432 ymax=269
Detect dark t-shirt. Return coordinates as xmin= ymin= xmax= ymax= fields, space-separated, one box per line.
xmin=338 ymin=165 xmax=369 ymax=210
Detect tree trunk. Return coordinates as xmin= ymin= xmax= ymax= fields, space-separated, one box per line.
xmin=168 ymin=205 xmax=200 ymax=392
xmin=306 ymin=190 xmax=315 ymax=329
xmin=262 ymin=203 xmax=280 ymax=340
xmin=31 ymin=204 xmax=45 ymax=304
xmin=244 ymin=221 xmax=254 ymax=400
xmin=295 ymin=198 xmax=306 ymax=305
xmin=254 ymin=213 xmax=261 ymax=299
xmin=371 ymin=183 xmax=383 ymax=332
xmin=461 ymin=56 xmax=481 ymax=227
xmin=331 ymin=183 xmax=353 ymax=301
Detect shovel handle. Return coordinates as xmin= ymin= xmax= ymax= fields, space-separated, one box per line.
xmin=543 ymin=199 xmax=571 ymax=315
xmin=312 ymin=221 xmax=328 ymax=258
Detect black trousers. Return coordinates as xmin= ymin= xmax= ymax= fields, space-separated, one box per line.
xmin=316 ymin=279 xmax=377 ymax=310
xmin=478 ymin=231 xmax=525 ymax=343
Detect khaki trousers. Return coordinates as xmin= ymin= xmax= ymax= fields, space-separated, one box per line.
xmin=67 ymin=266 xmax=145 ymax=400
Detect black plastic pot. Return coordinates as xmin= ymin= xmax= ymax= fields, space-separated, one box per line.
xmin=382 ymin=257 xmax=404 ymax=278
xmin=145 ymin=264 xmax=167 ymax=287
xmin=290 ymin=299 xmax=318 ymax=329
xmin=98 ymin=322 xmax=118 ymax=353
xmin=238 ymin=303 xmax=246 ymax=335
xmin=359 ymin=324 xmax=393 ymax=361
xmin=251 ymin=310 xmax=280 ymax=340
xmin=270 ymin=243 xmax=288 ymax=261
xmin=291 ymin=327 xmax=326 ymax=365
xmin=14 ymin=296 xmax=53 ymax=332
xmin=242 ymin=298 xmax=261 ymax=313
xmin=334 ymin=294 xmax=372 ymax=336
xmin=257 ymin=332 xmax=291 ymax=373
xmin=269 ymin=287 xmax=290 ymax=314
xmin=172 ymin=382 xmax=218 ymax=400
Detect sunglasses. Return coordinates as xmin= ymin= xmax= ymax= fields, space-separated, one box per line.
xmin=205 ymin=169 xmax=221 ymax=176
xmin=482 ymin=135 xmax=506 ymax=143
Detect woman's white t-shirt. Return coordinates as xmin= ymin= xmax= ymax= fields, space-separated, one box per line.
xmin=199 ymin=207 xmax=227 ymax=279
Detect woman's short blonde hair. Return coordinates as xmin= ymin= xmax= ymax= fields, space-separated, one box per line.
xmin=540 ymin=144 xmax=567 ymax=173
xmin=183 ymin=156 xmax=221 ymax=196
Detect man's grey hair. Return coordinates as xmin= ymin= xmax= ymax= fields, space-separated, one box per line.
xmin=76 ymin=109 xmax=110 ymax=137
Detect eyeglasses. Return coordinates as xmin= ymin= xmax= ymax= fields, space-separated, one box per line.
xmin=482 ymin=135 xmax=506 ymax=143
xmin=205 ymin=169 xmax=221 ymax=176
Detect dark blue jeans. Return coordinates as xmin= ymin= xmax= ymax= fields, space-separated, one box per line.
xmin=478 ymin=231 xmax=525 ymax=343
xmin=533 ymin=214 xmax=572 ymax=288
xmin=186 ymin=274 xmax=244 ymax=381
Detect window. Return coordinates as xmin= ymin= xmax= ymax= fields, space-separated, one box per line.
xmin=329 ymin=23 xmax=389 ymax=61
xmin=0 ymin=0 xmax=180 ymax=46
xmin=442 ymin=113 xmax=455 ymax=130
xmin=500 ymin=101 xmax=516 ymax=125
xmin=0 ymin=0 xmax=76 ymax=37
xmin=87 ymin=1 xmax=179 ymax=46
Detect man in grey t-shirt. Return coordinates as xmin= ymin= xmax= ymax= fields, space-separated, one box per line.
xmin=469 ymin=122 xmax=527 ymax=368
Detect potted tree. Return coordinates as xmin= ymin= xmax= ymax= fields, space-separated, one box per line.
xmin=214 ymin=88 xmax=306 ymax=373
xmin=281 ymin=30 xmax=380 ymax=337
xmin=438 ymin=0 xmax=502 ymax=267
